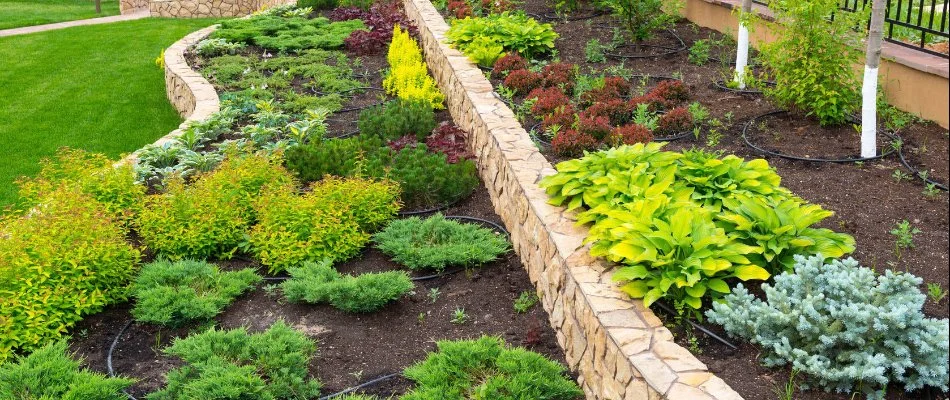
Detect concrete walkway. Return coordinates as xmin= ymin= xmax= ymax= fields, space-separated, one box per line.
xmin=0 ymin=9 xmax=149 ymax=38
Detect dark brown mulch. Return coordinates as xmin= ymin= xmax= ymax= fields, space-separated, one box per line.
xmin=476 ymin=1 xmax=950 ymax=399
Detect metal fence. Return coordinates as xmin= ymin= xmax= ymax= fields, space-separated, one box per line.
xmin=750 ymin=0 xmax=949 ymax=58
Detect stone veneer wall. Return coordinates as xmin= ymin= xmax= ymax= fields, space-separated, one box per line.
xmin=121 ymin=26 xmax=220 ymax=165
xmin=119 ymin=0 xmax=149 ymax=14
xmin=149 ymin=0 xmax=293 ymax=18
xmin=401 ymin=0 xmax=744 ymax=399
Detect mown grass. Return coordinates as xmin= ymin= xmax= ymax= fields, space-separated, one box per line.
xmin=0 ymin=0 xmax=120 ymax=30
xmin=0 ymin=18 xmax=219 ymax=205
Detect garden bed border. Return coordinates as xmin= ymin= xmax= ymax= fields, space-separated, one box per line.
xmin=121 ymin=25 xmax=220 ymax=165
xmin=400 ymin=0 xmax=742 ymax=398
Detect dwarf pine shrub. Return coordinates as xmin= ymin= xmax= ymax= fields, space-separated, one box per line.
xmin=706 ymin=255 xmax=950 ymax=398
xmin=374 ymin=214 xmax=510 ymax=271
xmin=281 ymin=259 xmax=413 ymax=313
xmin=148 ymin=321 xmax=321 ymax=400
xmin=0 ymin=341 xmax=134 ymax=399
xmin=132 ymin=259 xmax=262 ymax=326
xmin=358 ymin=99 xmax=437 ymax=141
xmin=402 ymin=336 xmax=582 ymax=400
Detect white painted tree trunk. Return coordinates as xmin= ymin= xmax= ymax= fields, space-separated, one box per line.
xmin=734 ymin=0 xmax=753 ymax=89
xmin=862 ymin=0 xmax=887 ymax=158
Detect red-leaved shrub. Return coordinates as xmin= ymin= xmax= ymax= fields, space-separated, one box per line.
xmin=388 ymin=134 xmax=419 ymax=152
xmin=541 ymin=62 xmax=576 ymax=92
xmin=629 ymin=93 xmax=671 ymax=112
xmin=585 ymin=98 xmax=632 ymax=126
xmin=448 ymin=0 xmax=472 ymax=18
xmin=541 ymin=104 xmax=576 ymax=131
xmin=491 ymin=53 xmax=527 ymax=78
xmin=528 ymin=87 xmax=571 ymax=118
xmin=656 ymin=107 xmax=693 ymax=136
xmin=425 ymin=123 xmax=471 ymax=163
xmin=504 ymin=69 xmax=543 ymax=96
xmin=340 ymin=1 xmax=416 ymax=55
xmin=552 ymin=129 xmax=597 ymax=156
xmin=648 ymin=80 xmax=689 ymax=104
xmin=576 ymin=112 xmax=612 ymax=140
xmin=608 ymin=124 xmax=654 ymax=147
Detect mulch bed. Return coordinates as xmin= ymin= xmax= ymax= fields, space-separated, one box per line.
xmin=474 ymin=1 xmax=950 ymax=399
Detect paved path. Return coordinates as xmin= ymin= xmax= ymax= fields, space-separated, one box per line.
xmin=0 ymin=9 xmax=149 ymax=38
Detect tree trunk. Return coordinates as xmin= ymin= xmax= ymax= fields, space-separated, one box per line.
xmin=861 ymin=0 xmax=886 ymax=158
xmin=734 ymin=0 xmax=753 ymax=89
xmin=95 ymin=0 xmax=101 ymax=13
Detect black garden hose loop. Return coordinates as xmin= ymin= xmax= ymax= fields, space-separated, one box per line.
xmin=107 ymin=319 xmax=138 ymax=400
xmin=712 ymin=79 xmax=775 ymax=95
xmin=443 ymin=215 xmax=510 ymax=237
xmin=652 ymin=302 xmax=737 ymax=351
xmin=742 ymin=110 xmax=897 ymax=163
xmin=654 ymin=129 xmax=692 ymax=142
xmin=896 ymin=142 xmax=949 ymax=191
xmin=316 ymin=372 xmax=401 ymax=400
xmin=605 ymin=30 xmax=687 ymax=60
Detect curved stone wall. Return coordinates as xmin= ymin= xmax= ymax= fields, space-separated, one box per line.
xmin=399 ymin=0 xmax=744 ymax=398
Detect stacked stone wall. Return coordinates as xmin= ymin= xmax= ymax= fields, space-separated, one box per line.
xmin=149 ymin=0 xmax=293 ymax=18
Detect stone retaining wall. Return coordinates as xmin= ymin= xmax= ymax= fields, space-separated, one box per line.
xmin=119 ymin=0 xmax=149 ymax=14
xmin=401 ymin=0 xmax=743 ymax=398
xmin=149 ymin=0 xmax=293 ymax=18
xmin=121 ymin=26 xmax=220 ymax=165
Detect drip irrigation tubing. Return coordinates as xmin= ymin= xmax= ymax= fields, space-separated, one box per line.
xmin=397 ymin=199 xmax=458 ymax=217
xmin=896 ymin=143 xmax=949 ymax=191
xmin=312 ymin=87 xmax=385 ymax=96
xmin=742 ymin=110 xmax=898 ymax=163
xmin=538 ymin=10 xmax=605 ymax=22
xmin=712 ymin=79 xmax=775 ymax=94
xmin=444 ymin=215 xmax=510 ymax=237
xmin=410 ymin=267 xmax=465 ymax=281
xmin=317 ymin=373 xmax=401 ymax=399
xmin=652 ymin=302 xmax=737 ymax=351
xmin=107 ymin=319 xmax=138 ymax=400
xmin=654 ymin=129 xmax=692 ymax=142
xmin=335 ymin=100 xmax=385 ymax=113
xmin=605 ymin=30 xmax=686 ymax=60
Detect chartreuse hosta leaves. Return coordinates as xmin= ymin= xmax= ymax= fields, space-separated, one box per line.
xmin=591 ymin=202 xmax=768 ymax=313
xmin=717 ymin=193 xmax=855 ymax=274
xmin=677 ymin=149 xmax=789 ymax=210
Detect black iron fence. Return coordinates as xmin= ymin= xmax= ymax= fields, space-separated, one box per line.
xmin=750 ymin=0 xmax=949 ymax=58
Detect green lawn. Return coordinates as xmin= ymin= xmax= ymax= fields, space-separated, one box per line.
xmin=0 ymin=0 xmax=120 ymax=30
xmin=0 ymin=18 xmax=219 ymax=205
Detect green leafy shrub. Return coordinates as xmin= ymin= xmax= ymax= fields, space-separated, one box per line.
xmin=760 ymin=0 xmax=862 ymax=125
xmin=446 ymin=12 xmax=558 ymax=66
xmin=137 ymin=154 xmax=297 ymax=260
xmin=213 ymin=15 xmax=366 ymax=52
xmin=195 ymin=38 xmax=246 ymax=56
xmin=374 ymin=214 xmax=510 ymax=271
xmin=0 ymin=187 xmax=140 ymax=362
xmin=250 ymin=177 xmax=399 ymax=273
xmin=402 ymin=336 xmax=582 ymax=400
xmin=131 ymin=259 xmax=261 ymax=326
xmin=15 ymin=148 xmax=145 ymax=226
xmin=707 ymin=255 xmax=950 ymax=398
xmin=148 ymin=321 xmax=322 ymax=400
xmin=281 ymin=259 xmax=413 ymax=312
xmin=365 ymin=145 xmax=479 ymax=210
xmin=0 ymin=341 xmax=135 ymax=399
xmin=358 ymin=99 xmax=437 ymax=141
xmin=600 ymin=0 xmax=677 ymax=41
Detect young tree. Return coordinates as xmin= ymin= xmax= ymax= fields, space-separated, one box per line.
xmin=734 ymin=0 xmax=753 ymax=89
xmin=861 ymin=0 xmax=887 ymax=158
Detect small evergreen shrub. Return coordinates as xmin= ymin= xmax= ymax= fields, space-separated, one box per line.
xmin=136 ymin=155 xmax=297 ymax=260
xmin=298 ymin=0 xmax=337 ymax=10
xmin=402 ymin=336 xmax=583 ymax=400
xmin=0 ymin=341 xmax=134 ymax=399
xmin=281 ymin=259 xmax=414 ymax=313
xmin=374 ymin=214 xmax=510 ymax=271
xmin=213 ymin=15 xmax=366 ymax=52
xmin=148 ymin=321 xmax=322 ymax=400
xmin=15 ymin=148 xmax=145 ymax=227
xmin=132 ymin=259 xmax=262 ymax=326
xmin=383 ymin=25 xmax=445 ymax=109
xmin=707 ymin=255 xmax=950 ymax=398
xmin=357 ymin=99 xmax=437 ymax=141
xmin=284 ymin=136 xmax=382 ymax=182
xmin=0 ymin=186 xmax=140 ymax=362
xmin=364 ymin=145 xmax=479 ymax=210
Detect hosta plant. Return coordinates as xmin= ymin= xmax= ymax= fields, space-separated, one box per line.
xmin=374 ymin=214 xmax=510 ymax=271
xmin=281 ymin=259 xmax=413 ymax=313
xmin=446 ymin=12 xmax=558 ymax=66
xmin=707 ymin=255 xmax=949 ymax=398
xmin=148 ymin=321 xmax=322 ymax=400
xmin=0 ymin=341 xmax=134 ymax=399
xmin=675 ymin=148 xmax=786 ymax=210
xmin=132 ymin=259 xmax=262 ymax=326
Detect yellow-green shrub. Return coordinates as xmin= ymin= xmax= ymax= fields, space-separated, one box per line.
xmin=137 ymin=154 xmax=297 ymax=260
xmin=15 ymin=148 xmax=144 ymax=227
xmin=0 ymin=186 xmax=140 ymax=362
xmin=382 ymin=25 xmax=445 ymax=109
xmin=250 ymin=177 xmax=399 ymax=273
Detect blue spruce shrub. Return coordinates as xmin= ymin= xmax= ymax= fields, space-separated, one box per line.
xmin=706 ymin=254 xmax=949 ymax=398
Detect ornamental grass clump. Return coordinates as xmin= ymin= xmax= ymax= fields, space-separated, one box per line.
xmin=0 ymin=341 xmax=134 ymax=399
xmin=281 ymin=259 xmax=413 ymax=313
xmin=402 ymin=336 xmax=583 ymax=400
xmin=383 ymin=25 xmax=445 ymax=109
xmin=131 ymin=259 xmax=262 ymax=327
xmin=148 ymin=321 xmax=322 ymax=400
xmin=374 ymin=214 xmax=510 ymax=271
xmin=0 ymin=186 xmax=140 ymax=363
xmin=707 ymin=255 xmax=950 ymax=398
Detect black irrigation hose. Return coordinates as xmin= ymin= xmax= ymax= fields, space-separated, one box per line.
xmin=411 ymin=267 xmax=465 ymax=281
xmin=107 ymin=319 xmax=138 ymax=400
xmin=335 ymin=100 xmax=386 ymax=113
xmin=316 ymin=373 xmax=401 ymax=400
xmin=605 ymin=30 xmax=687 ymax=60
xmin=896 ymin=143 xmax=949 ymax=191
xmin=654 ymin=129 xmax=692 ymax=142
xmin=312 ymin=86 xmax=385 ymax=96
xmin=396 ymin=198 xmax=461 ymax=217
xmin=652 ymin=302 xmax=738 ymax=351
xmin=712 ymin=79 xmax=775 ymax=95
xmin=443 ymin=215 xmax=511 ymax=237
xmin=539 ymin=10 xmax=605 ymax=22
xmin=742 ymin=110 xmax=898 ymax=163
